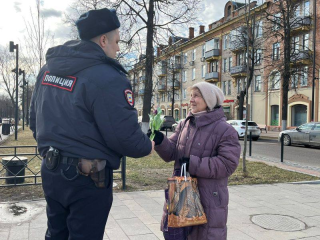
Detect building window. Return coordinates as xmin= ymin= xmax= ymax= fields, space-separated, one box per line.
xmin=255 ymin=49 xmax=262 ymax=65
xmin=175 ymin=93 xmax=180 ymax=100
xmin=222 ymin=81 xmax=227 ymax=95
xmin=192 ymin=49 xmax=196 ymax=61
xmin=228 ymin=57 xmax=232 ymax=71
xmin=167 ymin=92 xmax=171 ymax=102
xmin=237 ymin=79 xmax=242 ymax=94
xmin=273 ymin=13 xmax=281 ymax=31
xmin=255 ymin=20 xmax=263 ymax=38
xmin=227 ymin=80 xmax=231 ymax=95
xmin=202 ymin=45 xmax=206 ymax=57
xmin=294 ymin=4 xmax=301 ymax=17
xmin=202 ymin=65 xmax=206 ymax=78
xmin=292 ymin=36 xmax=300 ymax=53
xmin=227 ymin=5 xmax=231 ymax=16
xmin=161 ymin=93 xmax=165 ymax=102
xmin=192 ymin=68 xmax=196 ymax=80
xmin=301 ymin=66 xmax=308 ymax=86
xmin=183 ymin=88 xmax=187 ymax=99
xmin=223 ymin=58 xmax=227 ymax=73
xmin=210 ymin=61 xmax=219 ymax=72
xmin=270 ymin=72 xmax=280 ymax=89
xmin=223 ymin=35 xmax=228 ymax=50
xmin=303 ymin=34 xmax=309 ymax=50
xmin=271 ymin=105 xmax=279 ymax=126
xmin=304 ymin=1 xmax=310 ymax=16
xmin=291 ymin=74 xmax=299 ymax=88
xmin=183 ymin=53 xmax=188 ymax=64
xmin=255 ymin=75 xmax=261 ymax=92
xmin=237 ymin=53 xmax=244 ymax=65
xmin=273 ymin=42 xmax=280 ymax=60
xmin=182 ymin=70 xmax=187 ymax=82
xmin=291 ymin=104 xmax=307 ymax=126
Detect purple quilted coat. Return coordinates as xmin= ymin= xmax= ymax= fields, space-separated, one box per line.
xmin=155 ymin=107 xmax=241 ymax=240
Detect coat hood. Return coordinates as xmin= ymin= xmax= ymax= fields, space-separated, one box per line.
xmin=45 ymin=40 xmax=127 ymax=76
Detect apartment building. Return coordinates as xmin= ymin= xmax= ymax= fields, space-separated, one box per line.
xmin=129 ymin=0 xmax=319 ymax=130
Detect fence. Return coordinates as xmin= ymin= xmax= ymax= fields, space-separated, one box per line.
xmin=0 ymin=145 xmax=126 ymax=189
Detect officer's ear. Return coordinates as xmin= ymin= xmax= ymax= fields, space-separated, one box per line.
xmin=100 ymin=34 xmax=108 ymax=48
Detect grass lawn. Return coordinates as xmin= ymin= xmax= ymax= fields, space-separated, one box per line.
xmin=0 ymin=127 xmax=318 ymax=202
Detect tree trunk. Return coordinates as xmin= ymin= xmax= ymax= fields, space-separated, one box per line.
xmin=238 ymin=91 xmax=245 ymax=120
xmin=141 ymin=0 xmax=155 ymax=133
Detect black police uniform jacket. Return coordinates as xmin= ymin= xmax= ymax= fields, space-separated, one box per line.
xmin=30 ymin=40 xmax=151 ymax=169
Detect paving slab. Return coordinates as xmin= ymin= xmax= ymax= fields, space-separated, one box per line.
xmin=0 ymin=182 xmax=319 ymax=240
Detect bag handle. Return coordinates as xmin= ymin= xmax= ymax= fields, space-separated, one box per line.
xmin=180 ymin=163 xmax=187 ymax=181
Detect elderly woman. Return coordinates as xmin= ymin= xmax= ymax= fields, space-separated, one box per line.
xmin=152 ymin=82 xmax=241 ymax=240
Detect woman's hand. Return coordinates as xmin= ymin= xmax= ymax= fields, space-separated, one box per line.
xmin=147 ymin=129 xmax=164 ymax=145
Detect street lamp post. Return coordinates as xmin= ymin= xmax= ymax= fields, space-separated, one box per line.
xmin=311 ymin=0 xmax=317 ymax=121
xmin=19 ymin=69 xmax=25 ymax=130
xmin=26 ymin=80 xmax=29 ymax=126
xmin=9 ymin=41 xmax=19 ymax=140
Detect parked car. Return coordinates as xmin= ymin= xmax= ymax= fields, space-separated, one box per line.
xmin=172 ymin=118 xmax=186 ymax=131
xmin=160 ymin=116 xmax=176 ymax=131
xmin=226 ymin=120 xmax=261 ymax=141
xmin=278 ymin=122 xmax=320 ymax=147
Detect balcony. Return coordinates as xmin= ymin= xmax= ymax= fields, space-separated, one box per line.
xmin=168 ymin=80 xmax=180 ymax=90
xmin=173 ymin=63 xmax=182 ymax=71
xmin=204 ymin=49 xmax=220 ymax=61
xmin=230 ymin=41 xmax=246 ymax=52
xmin=230 ymin=65 xmax=247 ymax=77
xmin=291 ymin=50 xmax=313 ymax=66
xmin=205 ymin=72 xmax=219 ymax=83
xmin=138 ymin=89 xmax=145 ymax=95
xmin=157 ymin=67 xmax=167 ymax=76
xmin=291 ymin=16 xmax=312 ymax=35
xmin=158 ymin=84 xmax=166 ymax=92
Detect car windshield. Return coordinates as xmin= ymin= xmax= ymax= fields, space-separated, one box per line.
xmin=299 ymin=123 xmax=314 ymax=130
xmin=241 ymin=122 xmax=258 ymax=126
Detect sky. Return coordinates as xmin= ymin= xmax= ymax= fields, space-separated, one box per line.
xmin=0 ymin=0 xmax=237 ymax=48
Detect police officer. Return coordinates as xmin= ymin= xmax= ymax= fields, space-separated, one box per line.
xmin=30 ymin=8 xmax=154 ymax=240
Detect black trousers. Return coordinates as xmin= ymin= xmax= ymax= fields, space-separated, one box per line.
xmin=41 ymin=158 xmax=113 ymax=240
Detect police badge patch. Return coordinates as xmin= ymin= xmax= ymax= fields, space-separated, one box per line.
xmin=124 ymin=89 xmax=134 ymax=107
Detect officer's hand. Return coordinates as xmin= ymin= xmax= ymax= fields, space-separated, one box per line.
xmin=179 ymin=157 xmax=190 ymax=172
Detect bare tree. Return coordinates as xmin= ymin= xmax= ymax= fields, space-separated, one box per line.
xmin=0 ymin=45 xmax=22 ymax=110
xmin=22 ymin=0 xmax=55 ymax=79
xmin=262 ymin=0 xmax=315 ymax=130
xmin=66 ymin=0 xmax=201 ymax=132
xmin=229 ymin=0 xmax=264 ymax=172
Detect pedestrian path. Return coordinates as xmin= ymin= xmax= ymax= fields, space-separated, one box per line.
xmin=0 ymin=182 xmax=320 ymax=240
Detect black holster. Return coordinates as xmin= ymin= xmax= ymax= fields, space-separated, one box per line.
xmin=90 ymin=169 xmax=105 ymax=188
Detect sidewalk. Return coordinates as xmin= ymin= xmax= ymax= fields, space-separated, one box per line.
xmin=259 ymin=130 xmax=279 ymax=140
xmin=0 ymin=182 xmax=320 ymax=240
xmin=0 ymin=125 xmax=20 ymax=145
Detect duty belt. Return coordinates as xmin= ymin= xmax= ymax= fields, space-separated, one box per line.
xmin=61 ymin=157 xmax=80 ymax=166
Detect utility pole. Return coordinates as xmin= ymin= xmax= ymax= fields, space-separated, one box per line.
xmin=19 ymin=69 xmax=25 ymax=130
xmin=9 ymin=41 xmax=19 ymax=140
xmin=26 ymin=80 xmax=29 ymax=126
